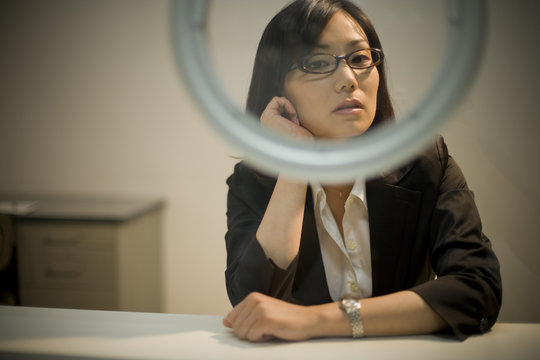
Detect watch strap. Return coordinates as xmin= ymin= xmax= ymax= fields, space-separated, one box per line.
xmin=340 ymin=298 xmax=364 ymax=338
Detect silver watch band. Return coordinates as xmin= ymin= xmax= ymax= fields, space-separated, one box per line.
xmin=340 ymin=298 xmax=364 ymax=338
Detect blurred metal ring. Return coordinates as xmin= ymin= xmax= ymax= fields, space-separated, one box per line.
xmin=171 ymin=0 xmax=486 ymax=182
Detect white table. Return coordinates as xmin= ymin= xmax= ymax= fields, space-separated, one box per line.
xmin=0 ymin=305 xmax=539 ymax=360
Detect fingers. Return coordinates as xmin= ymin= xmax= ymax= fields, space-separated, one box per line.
xmin=223 ymin=292 xmax=276 ymax=342
xmin=275 ymin=97 xmax=299 ymax=125
xmin=223 ymin=292 xmax=317 ymax=342
xmin=223 ymin=294 xmax=248 ymax=329
xmin=245 ymin=317 xmax=274 ymax=342
xmin=260 ymin=97 xmax=313 ymax=140
xmin=233 ymin=300 xmax=259 ymax=340
xmin=266 ymin=96 xmax=295 ymax=116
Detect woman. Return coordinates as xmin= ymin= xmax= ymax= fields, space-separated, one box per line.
xmin=223 ymin=0 xmax=501 ymax=342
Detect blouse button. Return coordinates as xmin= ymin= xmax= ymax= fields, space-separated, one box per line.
xmin=347 ymin=241 xmax=357 ymax=251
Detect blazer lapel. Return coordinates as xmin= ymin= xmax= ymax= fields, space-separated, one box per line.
xmin=367 ymin=164 xmax=423 ymax=296
xmin=292 ymin=188 xmax=332 ymax=305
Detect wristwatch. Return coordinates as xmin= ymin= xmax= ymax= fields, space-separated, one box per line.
xmin=339 ymin=298 xmax=364 ymax=338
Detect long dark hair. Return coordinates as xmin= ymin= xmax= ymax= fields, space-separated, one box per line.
xmin=246 ymin=0 xmax=394 ymax=127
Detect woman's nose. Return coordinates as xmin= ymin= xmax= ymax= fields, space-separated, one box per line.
xmin=334 ymin=61 xmax=358 ymax=92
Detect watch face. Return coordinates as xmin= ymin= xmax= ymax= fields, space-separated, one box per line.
xmin=341 ymin=298 xmax=360 ymax=311
xmin=341 ymin=299 xmax=360 ymax=311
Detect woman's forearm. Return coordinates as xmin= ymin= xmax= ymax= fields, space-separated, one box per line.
xmin=361 ymin=290 xmax=447 ymax=335
xmin=312 ymin=290 xmax=447 ymax=338
xmin=256 ymin=176 xmax=308 ymax=269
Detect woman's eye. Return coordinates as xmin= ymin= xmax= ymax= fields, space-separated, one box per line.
xmin=306 ymin=59 xmax=330 ymax=70
xmin=350 ymin=54 xmax=369 ymax=66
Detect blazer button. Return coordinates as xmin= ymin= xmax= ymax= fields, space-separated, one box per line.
xmin=479 ymin=317 xmax=489 ymax=333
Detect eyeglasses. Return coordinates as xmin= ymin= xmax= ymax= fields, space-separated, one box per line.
xmin=294 ymin=48 xmax=384 ymax=74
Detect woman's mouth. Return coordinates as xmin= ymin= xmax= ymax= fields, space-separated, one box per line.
xmin=333 ymin=99 xmax=364 ymax=115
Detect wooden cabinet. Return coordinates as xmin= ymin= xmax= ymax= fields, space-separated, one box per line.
xmin=8 ymin=197 xmax=163 ymax=312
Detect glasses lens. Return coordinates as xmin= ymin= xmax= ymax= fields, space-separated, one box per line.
xmin=348 ymin=49 xmax=375 ymax=69
xmin=302 ymin=54 xmax=335 ymax=73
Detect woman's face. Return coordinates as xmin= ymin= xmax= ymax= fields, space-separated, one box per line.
xmin=283 ymin=11 xmax=379 ymax=139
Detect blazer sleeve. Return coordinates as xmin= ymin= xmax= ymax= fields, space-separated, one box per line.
xmin=410 ymin=139 xmax=502 ymax=340
xmin=225 ymin=163 xmax=298 ymax=306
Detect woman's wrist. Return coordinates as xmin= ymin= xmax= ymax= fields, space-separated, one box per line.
xmin=308 ymin=302 xmax=353 ymax=338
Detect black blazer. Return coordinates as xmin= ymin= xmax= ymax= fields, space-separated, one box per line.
xmin=225 ymin=136 xmax=502 ymax=340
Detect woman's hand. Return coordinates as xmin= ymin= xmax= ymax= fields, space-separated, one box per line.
xmin=260 ymin=96 xmax=314 ymax=141
xmin=223 ymin=291 xmax=449 ymax=342
xmin=223 ymin=292 xmax=321 ymax=342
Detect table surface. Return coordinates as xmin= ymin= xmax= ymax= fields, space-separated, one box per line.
xmin=0 ymin=305 xmax=539 ymax=360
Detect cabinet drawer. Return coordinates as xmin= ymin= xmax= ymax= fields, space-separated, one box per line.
xmin=17 ymin=221 xmax=117 ymax=291
xmin=18 ymin=287 xmax=116 ymax=310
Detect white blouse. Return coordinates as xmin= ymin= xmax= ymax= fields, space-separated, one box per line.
xmin=310 ymin=179 xmax=372 ymax=301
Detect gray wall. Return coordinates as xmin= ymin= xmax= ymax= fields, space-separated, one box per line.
xmin=1 ymin=0 xmax=539 ymax=322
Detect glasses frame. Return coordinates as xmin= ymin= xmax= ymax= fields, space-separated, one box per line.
xmin=295 ymin=48 xmax=384 ymax=74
